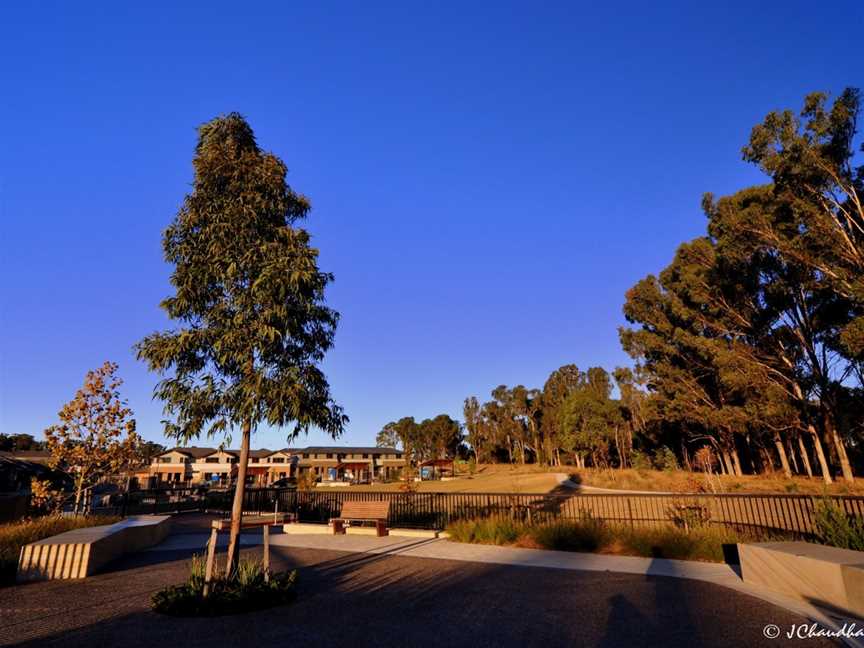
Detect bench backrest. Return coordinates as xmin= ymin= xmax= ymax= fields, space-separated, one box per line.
xmin=340 ymin=500 xmax=390 ymax=520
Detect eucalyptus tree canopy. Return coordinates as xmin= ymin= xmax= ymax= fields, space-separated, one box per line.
xmin=136 ymin=113 xmax=345 ymax=571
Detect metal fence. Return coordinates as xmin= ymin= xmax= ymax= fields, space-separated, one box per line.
xmin=105 ymin=487 xmax=864 ymax=536
xmin=229 ymin=488 xmax=864 ymax=537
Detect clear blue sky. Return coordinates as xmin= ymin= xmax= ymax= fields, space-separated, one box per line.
xmin=1 ymin=2 xmax=861 ymax=449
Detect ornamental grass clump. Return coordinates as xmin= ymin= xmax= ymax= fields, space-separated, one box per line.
xmin=151 ymin=555 xmax=297 ymax=616
xmin=813 ymin=499 xmax=864 ymax=551
xmin=529 ymin=514 xmax=611 ymax=552
xmin=446 ymin=516 xmax=526 ymax=545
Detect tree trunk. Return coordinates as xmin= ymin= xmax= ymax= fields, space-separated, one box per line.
xmin=773 ymin=433 xmax=792 ymax=478
xmin=808 ymin=423 xmax=832 ymax=485
xmin=74 ymin=482 xmax=83 ymax=516
xmin=225 ymin=418 xmax=252 ymax=576
xmin=731 ymin=448 xmax=743 ymax=477
xmin=786 ymin=438 xmax=799 ymax=475
xmin=826 ymin=414 xmax=854 ymax=483
xmin=719 ymin=451 xmax=730 ymax=475
xmin=759 ymin=447 xmax=773 ymax=474
xmin=797 ymin=434 xmax=813 ymax=479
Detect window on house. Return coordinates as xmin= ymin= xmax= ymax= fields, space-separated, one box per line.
xmin=205 ymin=457 xmax=219 ymax=463
xmin=272 ymin=457 xmax=285 ymax=463
xmin=326 ymin=453 xmax=333 ymax=459
xmin=363 ymin=454 xmax=369 ymax=459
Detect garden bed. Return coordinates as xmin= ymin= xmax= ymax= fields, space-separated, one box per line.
xmin=151 ymin=555 xmax=297 ymax=617
xmin=445 ymin=515 xmax=784 ymax=562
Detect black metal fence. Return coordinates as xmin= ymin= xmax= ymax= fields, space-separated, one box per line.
xmin=110 ymin=487 xmax=864 ymax=536
xmin=235 ymin=488 xmax=864 ymax=536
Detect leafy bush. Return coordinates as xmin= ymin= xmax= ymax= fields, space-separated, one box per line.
xmin=152 ymin=556 xmax=297 ymax=616
xmin=653 ymin=447 xmax=679 ymax=472
xmin=0 ymin=514 xmax=120 ymax=585
xmin=630 ymin=450 xmax=652 ymax=471
xmin=529 ymin=515 xmax=611 ymax=552
xmin=813 ymin=499 xmax=864 ymax=551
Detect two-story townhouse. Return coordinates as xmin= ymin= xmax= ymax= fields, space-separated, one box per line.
xmin=147 ymin=445 xmax=406 ymax=486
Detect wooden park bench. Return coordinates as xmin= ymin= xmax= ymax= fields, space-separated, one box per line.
xmin=331 ymin=500 xmax=390 ymax=537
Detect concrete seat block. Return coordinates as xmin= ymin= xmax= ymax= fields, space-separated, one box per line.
xmin=738 ymin=541 xmax=864 ymax=616
xmin=17 ymin=515 xmax=171 ymax=582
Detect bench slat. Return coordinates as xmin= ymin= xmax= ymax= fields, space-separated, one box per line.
xmin=337 ymin=501 xmax=390 ymax=520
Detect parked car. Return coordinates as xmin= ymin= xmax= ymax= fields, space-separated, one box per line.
xmin=270 ymin=478 xmax=297 ymax=489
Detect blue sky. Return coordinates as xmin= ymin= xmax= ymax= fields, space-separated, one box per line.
xmin=1 ymin=2 xmax=862 ymax=449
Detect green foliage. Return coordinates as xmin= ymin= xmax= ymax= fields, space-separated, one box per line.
xmin=813 ymin=499 xmax=864 ymax=551
xmin=446 ymin=516 xmax=773 ymax=563
xmin=0 ymin=515 xmax=120 ymax=585
xmin=151 ymin=557 xmax=297 ymax=617
xmin=136 ymin=112 xmax=346 ymax=445
xmin=446 ymin=516 xmax=526 ymax=545
xmin=529 ymin=514 xmax=610 ymax=552
xmin=630 ymin=450 xmax=652 ymax=471
xmin=654 ymin=446 xmax=679 ymax=472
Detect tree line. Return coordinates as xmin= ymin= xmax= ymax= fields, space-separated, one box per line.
xmin=456 ymin=88 xmax=863 ymax=484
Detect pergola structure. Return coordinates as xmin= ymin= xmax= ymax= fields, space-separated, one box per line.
xmin=419 ymin=458 xmax=455 ymax=480
xmin=335 ymin=461 xmax=372 ymax=483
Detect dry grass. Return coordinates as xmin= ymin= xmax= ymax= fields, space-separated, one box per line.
xmin=0 ymin=514 xmax=121 ymax=585
xmin=343 ymin=463 xmax=863 ymax=495
xmin=573 ymin=467 xmax=864 ymax=495
xmin=346 ymin=467 xmax=563 ymax=493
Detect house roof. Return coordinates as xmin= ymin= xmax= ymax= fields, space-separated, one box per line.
xmin=159 ymin=445 xmax=401 ymax=459
xmin=297 ymin=447 xmax=400 ymax=455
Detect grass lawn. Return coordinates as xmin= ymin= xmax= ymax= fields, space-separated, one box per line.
xmin=341 ymin=463 xmax=864 ymax=495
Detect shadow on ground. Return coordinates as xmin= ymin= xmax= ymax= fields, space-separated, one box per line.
xmin=0 ymin=533 xmax=841 ymax=648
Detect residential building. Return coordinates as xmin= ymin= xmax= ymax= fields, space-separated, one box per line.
xmin=145 ymin=446 xmax=404 ymax=486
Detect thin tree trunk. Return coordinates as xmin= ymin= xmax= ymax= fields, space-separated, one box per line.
xmin=760 ymin=447 xmax=773 ymax=474
xmin=826 ymin=415 xmax=854 ymax=483
xmin=797 ymin=434 xmax=813 ymax=478
xmin=786 ymin=438 xmax=799 ymax=474
xmin=773 ymin=433 xmax=792 ymax=478
xmin=731 ymin=448 xmax=743 ymax=477
xmin=719 ymin=451 xmax=730 ymax=475
xmin=808 ymin=424 xmax=832 ymax=485
xmin=225 ymin=418 xmax=252 ymax=576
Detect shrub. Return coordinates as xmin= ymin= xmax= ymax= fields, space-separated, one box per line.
xmin=616 ymin=525 xmax=752 ymax=562
xmin=446 ymin=516 xmax=526 ymax=545
xmin=813 ymin=499 xmax=864 ymax=551
xmin=152 ymin=556 xmax=297 ymax=616
xmin=529 ymin=515 xmax=611 ymax=552
xmin=0 ymin=514 xmax=120 ymax=585
xmin=654 ymin=446 xmax=679 ymax=472
xmin=630 ymin=450 xmax=652 ymax=471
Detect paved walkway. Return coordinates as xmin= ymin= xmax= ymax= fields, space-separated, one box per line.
xmin=0 ymin=519 xmax=852 ymax=647
xmin=154 ymin=528 xmax=853 ymax=637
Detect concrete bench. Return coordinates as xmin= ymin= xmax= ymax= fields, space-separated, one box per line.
xmin=739 ymin=541 xmax=864 ymax=616
xmin=17 ymin=515 xmax=171 ymax=582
